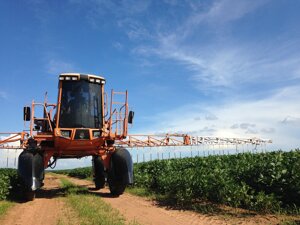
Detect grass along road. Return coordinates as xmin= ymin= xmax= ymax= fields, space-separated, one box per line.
xmin=59 ymin=177 xmax=138 ymax=225
xmin=0 ymin=174 xmax=136 ymax=225
xmin=1 ymin=173 xmax=299 ymax=225
xmin=66 ymin=175 xmax=300 ymax=225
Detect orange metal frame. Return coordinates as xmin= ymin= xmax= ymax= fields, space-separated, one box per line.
xmin=0 ymin=78 xmax=130 ymax=169
xmin=0 ymin=132 xmax=27 ymax=149
xmin=0 ymin=75 xmax=272 ymax=170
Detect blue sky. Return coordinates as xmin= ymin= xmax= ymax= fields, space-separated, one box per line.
xmin=1 ymin=0 xmax=300 ymax=162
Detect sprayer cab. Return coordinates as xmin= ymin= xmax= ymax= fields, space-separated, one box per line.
xmin=54 ymin=73 xmax=107 ymax=144
xmin=17 ymin=73 xmax=134 ymax=200
xmin=57 ymin=73 xmax=106 ymax=130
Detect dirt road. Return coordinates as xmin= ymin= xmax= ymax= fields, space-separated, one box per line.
xmin=0 ymin=175 xmax=68 ymax=225
xmin=67 ymin=176 xmax=285 ymax=225
xmin=67 ymin=176 xmax=228 ymax=225
xmin=0 ymin=175 xmax=296 ymax=225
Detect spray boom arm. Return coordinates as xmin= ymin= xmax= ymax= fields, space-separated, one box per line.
xmin=116 ymin=134 xmax=272 ymax=148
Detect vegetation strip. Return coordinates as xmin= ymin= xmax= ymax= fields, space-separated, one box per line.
xmin=55 ymin=167 xmax=92 ymax=179
xmin=133 ymin=150 xmax=300 ymax=214
xmin=0 ymin=168 xmax=18 ymax=218
xmin=0 ymin=168 xmax=19 ymax=200
xmin=53 ymin=150 xmax=300 ymax=215
xmin=60 ymin=178 xmax=135 ymax=225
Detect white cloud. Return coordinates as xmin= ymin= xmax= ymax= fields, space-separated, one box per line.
xmin=205 ymin=113 xmax=218 ymax=120
xmin=139 ymin=85 xmax=300 ymax=150
xmin=281 ymin=116 xmax=300 ymax=126
xmin=112 ymin=42 xmax=123 ymax=50
xmin=137 ymin=37 xmax=300 ymax=93
xmin=200 ymin=0 xmax=269 ymax=24
xmin=120 ymin=0 xmax=150 ymax=14
xmin=231 ymin=124 xmax=239 ymax=129
xmin=240 ymin=123 xmax=256 ymax=130
xmin=0 ymin=91 xmax=8 ymax=100
xmin=117 ymin=19 xmax=151 ymax=40
xmin=76 ymin=0 xmax=151 ymax=30
xmin=261 ymin=128 xmax=275 ymax=134
xmin=163 ymin=0 xmax=270 ymax=42
xmin=129 ymin=0 xmax=300 ymax=96
xmin=46 ymin=59 xmax=76 ymax=75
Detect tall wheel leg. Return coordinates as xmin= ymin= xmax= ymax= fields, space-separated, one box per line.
xmin=92 ymin=156 xmax=105 ymax=190
xmin=108 ymin=147 xmax=133 ymax=196
xmin=18 ymin=149 xmax=44 ymax=201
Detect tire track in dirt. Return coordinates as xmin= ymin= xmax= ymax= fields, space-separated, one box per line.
xmin=1 ymin=174 xmax=296 ymax=225
xmin=66 ymin=176 xmax=300 ymax=225
xmin=67 ymin=176 xmax=281 ymax=225
xmin=0 ymin=174 xmax=74 ymax=225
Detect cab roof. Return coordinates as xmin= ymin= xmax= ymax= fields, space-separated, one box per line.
xmin=59 ymin=73 xmax=105 ymax=80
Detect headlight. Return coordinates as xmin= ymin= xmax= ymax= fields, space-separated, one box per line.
xmin=74 ymin=129 xmax=90 ymax=140
xmin=93 ymin=130 xmax=101 ymax=138
xmin=61 ymin=130 xmax=71 ymax=138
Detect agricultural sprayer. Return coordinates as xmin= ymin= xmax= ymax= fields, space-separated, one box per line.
xmin=0 ymin=73 xmax=271 ymax=200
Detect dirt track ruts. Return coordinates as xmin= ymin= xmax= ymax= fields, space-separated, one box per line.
xmin=0 ymin=174 xmax=66 ymax=225
xmin=67 ymin=176 xmax=283 ymax=225
xmin=0 ymin=174 xmax=295 ymax=225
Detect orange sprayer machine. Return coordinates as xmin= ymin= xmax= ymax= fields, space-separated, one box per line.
xmin=0 ymin=73 xmax=271 ymax=200
xmin=1 ymin=73 xmax=134 ymax=199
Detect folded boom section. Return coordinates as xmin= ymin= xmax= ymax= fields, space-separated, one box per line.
xmin=116 ymin=134 xmax=272 ymax=148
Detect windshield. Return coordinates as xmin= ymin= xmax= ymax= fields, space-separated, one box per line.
xmin=59 ymin=80 xmax=102 ymax=128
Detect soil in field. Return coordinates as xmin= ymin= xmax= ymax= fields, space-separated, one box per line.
xmin=1 ymin=174 xmax=299 ymax=225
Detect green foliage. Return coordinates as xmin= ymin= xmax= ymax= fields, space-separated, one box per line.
xmin=0 ymin=169 xmax=18 ymax=200
xmin=53 ymin=167 xmax=92 ymax=179
xmin=0 ymin=174 xmax=9 ymax=200
xmin=133 ymin=150 xmax=300 ymax=213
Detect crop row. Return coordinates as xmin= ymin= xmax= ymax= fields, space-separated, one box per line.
xmin=53 ymin=167 xmax=92 ymax=179
xmin=51 ymin=150 xmax=300 ymax=213
xmin=133 ymin=150 xmax=300 ymax=213
xmin=0 ymin=169 xmax=18 ymax=200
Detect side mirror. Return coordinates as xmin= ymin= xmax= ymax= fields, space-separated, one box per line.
xmin=128 ymin=111 xmax=134 ymax=124
xmin=23 ymin=107 xmax=31 ymax=121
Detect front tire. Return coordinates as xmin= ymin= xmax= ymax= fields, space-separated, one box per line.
xmin=24 ymin=190 xmax=35 ymax=201
xmin=107 ymin=148 xmax=133 ymax=196
xmin=94 ymin=176 xmax=105 ymax=190
xmin=92 ymin=156 xmax=105 ymax=190
xmin=108 ymin=177 xmax=126 ymax=196
xmin=18 ymin=148 xmax=44 ymax=201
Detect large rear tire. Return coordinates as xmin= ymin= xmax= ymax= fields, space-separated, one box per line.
xmin=18 ymin=148 xmax=44 ymax=201
xmin=108 ymin=147 xmax=133 ymax=196
xmin=92 ymin=156 xmax=105 ymax=190
xmin=108 ymin=178 xmax=126 ymax=196
xmin=95 ymin=178 xmax=105 ymax=190
xmin=24 ymin=190 xmax=36 ymax=201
